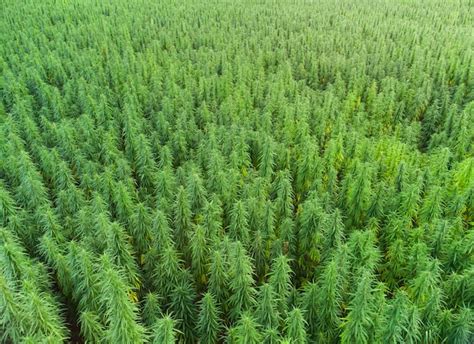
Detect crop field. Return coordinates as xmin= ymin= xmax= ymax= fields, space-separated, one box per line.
xmin=0 ymin=0 xmax=473 ymax=343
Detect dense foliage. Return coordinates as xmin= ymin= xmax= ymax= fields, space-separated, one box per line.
xmin=0 ymin=0 xmax=473 ymax=343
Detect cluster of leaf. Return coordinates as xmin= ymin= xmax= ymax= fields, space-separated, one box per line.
xmin=0 ymin=0 xmax=473 ymax=343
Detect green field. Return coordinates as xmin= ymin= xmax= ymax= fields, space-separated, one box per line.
xmin=0 ymin=0 xmax=473 ymax=343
